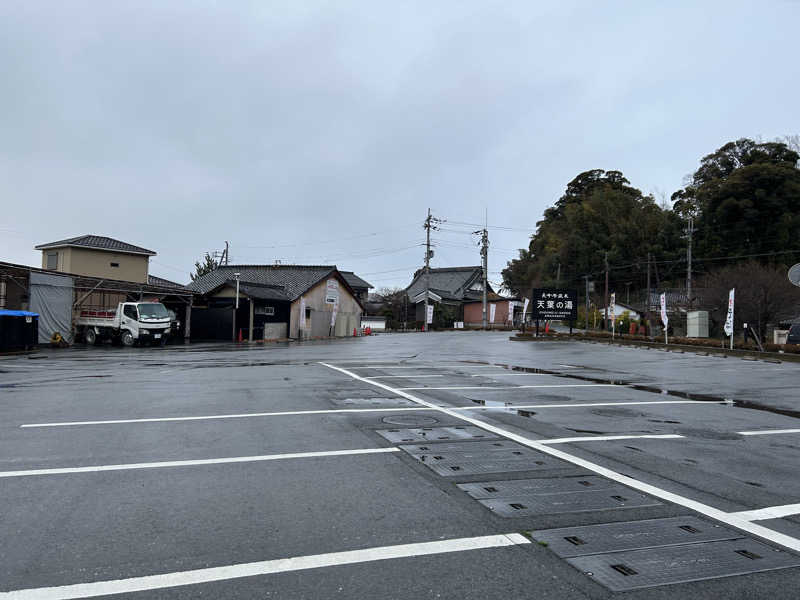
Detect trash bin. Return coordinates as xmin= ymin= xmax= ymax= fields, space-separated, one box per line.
xmin=0 ymin=310 xmax=39 ymax=352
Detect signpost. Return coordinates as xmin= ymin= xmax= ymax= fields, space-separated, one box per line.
xmin=724 ymin=288 xmax=735 ymax=349
xmin=531 ymin=289 xmax=578 ymax=336
xmin=660 ymin=292 xmax=668 ymax=344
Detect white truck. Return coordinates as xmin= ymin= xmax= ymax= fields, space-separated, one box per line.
xmin=76 ymin=302 xmax=172 ymax=346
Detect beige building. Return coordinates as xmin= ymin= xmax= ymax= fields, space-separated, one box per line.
xmin=35 ymin=235 xmax=156 ymax=283
xmin=186 ymin=265 xmax=364 ymax=341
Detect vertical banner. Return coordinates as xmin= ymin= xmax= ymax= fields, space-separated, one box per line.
xmin=522 ymin=297 xmax=529 ymax=321
xmin=426 ymin=304 xmax=434 ymax=325
xmin=299 ymin=296 xmax=306 ymax=328
xmin=724 ymin=288 xmax=735 ymax=349
xmin=489 ymin=303 xmax=497 ymax=323
xmin=660 ymin=292 xmax=668 ymax=344
xmin=507 ymin=301 xmax=514 ymax=324
xmin=330 ymin=307 xmax=337 ymax=328
xmin=610 ymin=292 xmax=616 ymax=337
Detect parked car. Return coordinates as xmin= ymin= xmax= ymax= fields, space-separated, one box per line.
xmin=787 ymin=324 xmax=800 ymax=344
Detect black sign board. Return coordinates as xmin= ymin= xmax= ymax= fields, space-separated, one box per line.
xmin=531 ymin=288 xmax=578 ymax=321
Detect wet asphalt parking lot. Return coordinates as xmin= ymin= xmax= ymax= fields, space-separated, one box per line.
xmin=2 ymin=331 xmax=800 ymax=599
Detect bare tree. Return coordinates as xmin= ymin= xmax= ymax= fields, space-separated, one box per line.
xmin=701 ymin=261 xmax=800 ymax=338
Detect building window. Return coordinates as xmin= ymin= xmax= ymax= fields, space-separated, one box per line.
xmin=305 ymin=308 xmax=311 ymax=320
xmin=46 ymin=252 xmax=58 ymax=270
xmin=255 ymin=306 xmax=275 ymax=316
xmin=110 ymin=262 xmax=120 ymax=268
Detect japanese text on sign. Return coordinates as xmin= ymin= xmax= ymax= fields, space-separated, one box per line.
xmin=530 ymin=289 xmax=578 ymax=321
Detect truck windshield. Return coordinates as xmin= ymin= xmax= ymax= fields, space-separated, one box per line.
xmin=137 ymin=303 xmax=170 ymax=320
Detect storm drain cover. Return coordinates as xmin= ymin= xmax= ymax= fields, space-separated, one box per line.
xmin=458 ymin=475 xmax=616 ymax=499
xmin=479 ymin=486 xmax=660 ymax=516
xmin=333 ymin=397 xmax=417 ymax=407
xmin=408 ymin=448 xmax=542 ymax=463
xmin=376 ymin=426 xmax=496 ymax=443
xmin=381 ymin=415 xmax=439 ymax=426
xmin=532 ymin=516 xmax=742 ymax=557
xmin=408 ymin=454 xmax=562 ymax=477
xmin=567 ymin=539 xmax=800 ymax=591
xmin=399 ymin=440 xmax=524 ymax=454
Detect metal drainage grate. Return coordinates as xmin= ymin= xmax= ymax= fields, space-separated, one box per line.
xmin=381 ymin=415 xmax=439 ymax=426
xmin=408 ymin=448 xmax=541 ymax=463
xmin=332 ymin=397 xmax=417 ymax=407
xmin=458 ymin=476 xmax=615 ymax=499
xmin=479 ymin=486 xmax=660 ymax=516
xmin=567 ymin=539 xmax=800 ymax=591
xmin=532 ymin=516 xmax=742 ymax=557
xmin=407 ymin=454 xmax=561 ymax=477
xmin=376 ymin=426 xmax=497 ymax=443
xmin=399 ymin=440 xmax=523 ymax=454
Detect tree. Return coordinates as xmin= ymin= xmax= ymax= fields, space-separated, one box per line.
xmin=672 ymin=139 xmax=800 ymax=259
xmin=700 ymin=261 xmax=799 ymax=339
xmin=375 ymin=287 xmax=408 ymax=329
xmin=502 ymin=169 xmax=682 ymax=297
xmin=191 ymin=253 xmax=219 ymax=281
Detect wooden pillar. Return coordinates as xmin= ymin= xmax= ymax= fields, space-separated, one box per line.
xmin=184 ymin=296 xmax=192 ymax=342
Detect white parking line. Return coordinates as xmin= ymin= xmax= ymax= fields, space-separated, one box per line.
xmin=320 ymin=362 xmax=800 ymax=553
xmin=0 ymin=448 xmax=400 ymax=478
xmin=0 ymin=533 xmax=530 ymax=599
xmin=470 ymin=373 xmax=549 ymax=377
xmin=21 ymin=400 xmax=718 ymax=428
xmin=537 ymin=434 xmax=684 ymax=445
xmin=348 ymin=365 xmax=505 ymax=369
xmin=398 ymin=384 xmax=617 ymax=390
xmin=364 ymin=375 xmax=444 ymax=379
xmin=729 ymin=504 xmax=800 ymax=521
xmin=458 ymin=400 xmax=720 ymax=410
xmin=738 ymin=429 xmax=800 ymax=436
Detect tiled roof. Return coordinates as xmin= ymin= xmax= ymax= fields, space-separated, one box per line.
xmin=405 ymin=266 xmax=488 ymax=302
xmin=339 ymin=271 xmax=373 ymax=290
xmin=35 ymin=235 xmax=156 ymax=256
xmin=186 ymin=265 xmax=338 ymax=301
xmin=235 ymin=282 xmax=290 ymax=301
xmin=147 ymin=275 xmax=186 ymax=289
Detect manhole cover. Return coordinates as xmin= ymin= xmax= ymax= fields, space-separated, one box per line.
xmin=381 ymin=415 xmax=439 ymax=426
xmin=568 ymin=539 xmax=800 ymax=591
xmin=532 ymin=516 xmax=741 ymax=558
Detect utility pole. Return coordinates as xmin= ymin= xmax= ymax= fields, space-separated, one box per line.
xmin=604 ymin=252 xmax=609 ymax=331
xmin=686 ymin=217 xmax=694 ymax=309
xmin=480 ymin=227 xmax=489 ymax=329
xmin=423 ymin=209 xmax=442 ymax=331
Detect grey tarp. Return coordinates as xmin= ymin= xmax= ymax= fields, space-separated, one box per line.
xmin=29 ymin=272 xmax=74 ymax=343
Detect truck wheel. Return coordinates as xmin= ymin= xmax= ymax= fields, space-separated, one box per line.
xmin=121 ymin=330 xmax=134 ymax=346
xmin=84 ymin=328 xmax=97 ymax=345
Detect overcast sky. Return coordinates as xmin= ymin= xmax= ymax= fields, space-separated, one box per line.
xmin=2 ymin=2 xmax=797 ymax=290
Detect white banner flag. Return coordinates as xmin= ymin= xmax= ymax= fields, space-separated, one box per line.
xmin=522 ymin=297 xmax=529 ymax=320
xmin=489 ymin=303 xmax=496 ymax=323
xmin=610 ymin=292 xmax=616 ymax=322
xmin=508 ymin=301 xmax=514 ymax=323
xmin=426 ymin=304 xmax=434 ymax=324
xmin=330 ymin=308 xmax=337 ymax=328
xmin=299 ymin=297 xmax=306 ymax=328
xmin=660 ymin=293 xmax=668 ymax=327
xmin=724 ymin=288 xmax=735 ymax=336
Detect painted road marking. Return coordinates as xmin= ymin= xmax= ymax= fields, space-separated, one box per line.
xmin=21 ymin=400 xmax=719 ymax=428
xmin=0 ymin=533 xmax=530 ymax=599
xmin=398 ymin=384 xmax=618 ymax=390
xmin=537 ymin=434 xmax=684 ymax=445
xmin=363 ymin=375 xmax=445 ymax=379
xmin=730 ymin=504 xmax=800 ymax=521
xmin=470 ymin=373 xmax=549 ymax=377
xmin=320 ymin=362 xmax=800 ymax=553
xmin=347 ymin=365 xmax=505 ymax=369
xmin=461 ymin=400 xmax=721 ymax=410
xmin=738 ymin=429 xmax=800 ymax=436
xmin=0 ymin=448 xmax=400 ymax=479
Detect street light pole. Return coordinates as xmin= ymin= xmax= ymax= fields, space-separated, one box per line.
xmin=233 ymin=272 xmax=240 ymax=342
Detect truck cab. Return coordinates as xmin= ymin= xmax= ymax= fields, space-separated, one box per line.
xmin=120 ymin=302 xmax=172 ymax=345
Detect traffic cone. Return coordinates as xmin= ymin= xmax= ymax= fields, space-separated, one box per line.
xmin=353 ymin=327 xmax=357 ymax=337
xmin=238 ymin=329 xmax=243 ymax=342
